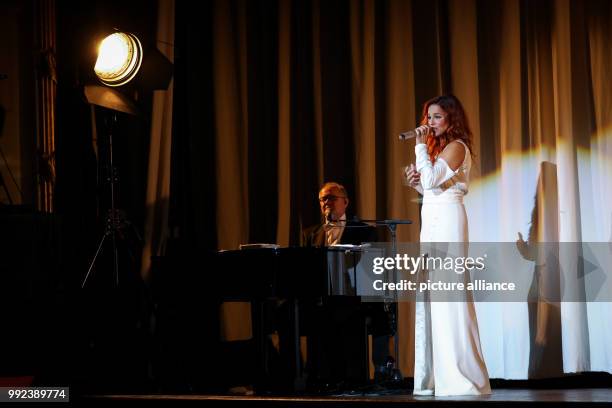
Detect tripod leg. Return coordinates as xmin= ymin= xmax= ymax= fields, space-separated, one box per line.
xmin=0 ymin=171 xmax=14 ymax=205
xmin=82 ymin=232 xmax=108 ymax=288
xmin=112 ymin=229 xmax=119 ymax=286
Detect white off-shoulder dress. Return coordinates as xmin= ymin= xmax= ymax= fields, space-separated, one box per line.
xmin=412 ymin=140 xmax=491 ymax=396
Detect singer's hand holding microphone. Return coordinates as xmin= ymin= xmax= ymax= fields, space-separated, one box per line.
xmin=399 ymin=125 xmax=426 ymax=188
xmin=399 ymin=124 xmax=430 ymax=144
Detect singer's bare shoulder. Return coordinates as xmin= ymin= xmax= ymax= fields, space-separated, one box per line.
xmin=438 ymin=140 xmax=465 ymax=171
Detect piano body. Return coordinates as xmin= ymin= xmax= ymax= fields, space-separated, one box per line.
xmin=216 ymin=245 xmax=393 ymax=391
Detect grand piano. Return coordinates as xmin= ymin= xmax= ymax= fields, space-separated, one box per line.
xmin=215 ymin=245 xmax=394 ymax=391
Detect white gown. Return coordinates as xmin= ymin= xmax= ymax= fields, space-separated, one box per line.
xmin=413 ymin=140 xmax=491 ymax=396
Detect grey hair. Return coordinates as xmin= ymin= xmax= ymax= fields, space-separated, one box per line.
xmin=319 ymin=181 xmax=348 ymax=198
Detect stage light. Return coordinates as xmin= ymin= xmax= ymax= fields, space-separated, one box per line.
xmin=83 ymin=30 xmax=173 ymax=288
xmin=94 ymin=32 xmax=143 ymax=87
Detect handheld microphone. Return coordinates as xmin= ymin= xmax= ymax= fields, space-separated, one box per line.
xmin=399 ymin=125 xmax=430 ymax=140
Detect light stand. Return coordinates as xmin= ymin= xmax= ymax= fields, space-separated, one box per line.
xmin=80 ymin=29 xmax=172 ymax=287
xmin=0 ymin=104 xmax=21 ymax=205
xmin=0 ymin=155 xmax=14 ymax=204
xmin=81 ymin=107 xmax=140 ymax=288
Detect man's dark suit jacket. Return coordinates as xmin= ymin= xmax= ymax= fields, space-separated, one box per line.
xmin=301 ymin=218 xmax=378 ymax=247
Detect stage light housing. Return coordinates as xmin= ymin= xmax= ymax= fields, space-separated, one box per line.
xmin=94 ymin=32 xmax=143 ymax=87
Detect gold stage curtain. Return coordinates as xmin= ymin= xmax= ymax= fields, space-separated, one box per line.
xmin=171 ymin=0 xmax=612 ymax=378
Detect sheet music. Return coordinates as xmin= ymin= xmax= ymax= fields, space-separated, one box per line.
xmin=239 ymin=243 xmax=280 ymax=249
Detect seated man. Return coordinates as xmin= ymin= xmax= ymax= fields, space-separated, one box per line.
xmin=301 ymin=182 xmax=381 ymax=389
xmin=302 ymin=182 xmax=376 ymax=247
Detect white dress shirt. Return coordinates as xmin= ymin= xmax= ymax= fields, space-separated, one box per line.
xmin=325 ymin=213 xmax=346 ymax=246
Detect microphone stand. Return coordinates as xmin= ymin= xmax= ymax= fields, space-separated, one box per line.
xmin=355 ymin=218 xmax=411 ymax=384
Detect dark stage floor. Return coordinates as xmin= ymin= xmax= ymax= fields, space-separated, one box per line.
xmin=86 ymin=388 xmax=612 ymax=406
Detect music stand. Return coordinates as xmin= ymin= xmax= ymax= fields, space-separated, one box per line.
xmin=355 ymin=218 xmax=412 ymax=383
xmin=81 ymin=85 xmax=140 ymax=288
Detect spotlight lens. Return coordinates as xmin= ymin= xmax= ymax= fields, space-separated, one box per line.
xmin=94 ymin=32 xmax=142 ymax=87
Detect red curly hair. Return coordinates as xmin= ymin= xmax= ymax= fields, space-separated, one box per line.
xmin=420 ymin=94 xmax=475 ymax=163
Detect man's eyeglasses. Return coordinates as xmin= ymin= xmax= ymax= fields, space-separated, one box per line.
xmin=319 ymin=195 xmax=346 ymax=203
